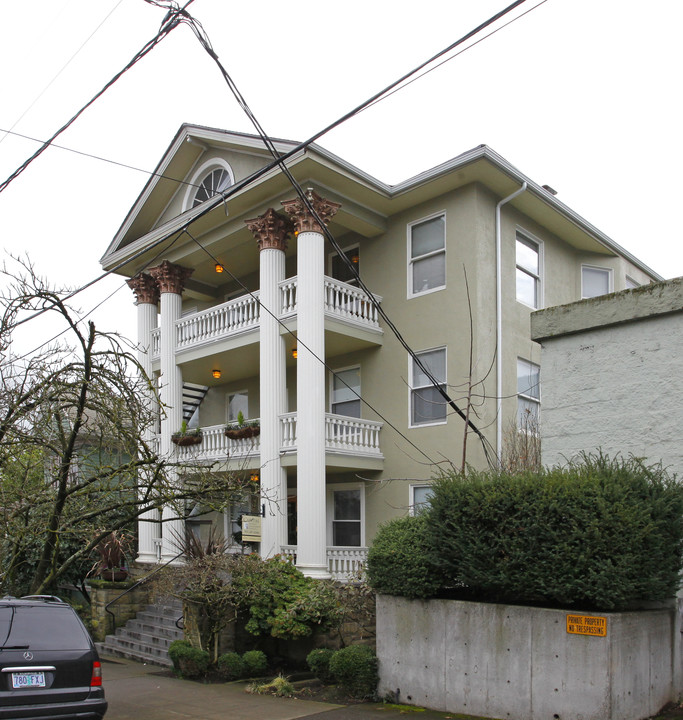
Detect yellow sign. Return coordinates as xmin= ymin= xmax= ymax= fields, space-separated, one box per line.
xmin=566 ymin=614 xmax=607 ymax=637
xmin=241 ymin=515 xmax=262 ymax=542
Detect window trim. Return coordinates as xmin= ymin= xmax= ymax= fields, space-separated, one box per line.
xmin=328 ymin=243 xmax=360 ymax=286
xmin=326 ymin=483 xmax=365 ymax=547
xmin=517 ymin=357 xmax=540 ymax=431
xmin=183 ymin=158 xmax=235 ymax=211
xmin=581 ymin=264 xmax=613 ymax=299
xmin=410 ymin=483 xmax=433 ymax=516
xmin=515 ymin=229 xmax=543 ymax=309
xmin=226 ymin=389 xmax=249 ymax=423
xmin=329 ymin=364 xmax=361 ymax=417
xmin=407 ymin=211 xmax=447 ymax=299
xmin=409 ymin=346 xmax=448 ymax=429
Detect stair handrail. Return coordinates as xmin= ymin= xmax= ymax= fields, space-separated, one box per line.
xmin=104 ymin=551 xmax=184 ymax=630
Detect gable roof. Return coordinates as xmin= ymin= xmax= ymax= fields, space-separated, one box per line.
xmin=101 ymin=123 xmax=662 ymax=283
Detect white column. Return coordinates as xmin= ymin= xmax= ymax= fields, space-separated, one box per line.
xmin=246 ymin=209 xmax=291 ymax=559
xmin=127 ymin=274 xmax=160 ymax=565
xmin=282 ymin=190 xmax=340 ymax=579
xmin=149 ymin=261 xmax=192 ymax=563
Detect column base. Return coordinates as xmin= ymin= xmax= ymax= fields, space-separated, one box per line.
xmin=296 ymin=563 xmax=331 ymax=580
xmin=136 ymin=551 xmax=159 ymax=565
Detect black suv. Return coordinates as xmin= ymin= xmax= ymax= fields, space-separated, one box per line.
xmin=0 ymin=595 xmax=107 ymax=719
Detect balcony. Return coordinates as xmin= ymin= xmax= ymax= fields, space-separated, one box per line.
xmin=280 ymin=545 xmax=367 ymax=583
xmin=173 ymin=413 xmax=383 ymax=471
xmin=150 ymin=276 xmax=382 ymax=362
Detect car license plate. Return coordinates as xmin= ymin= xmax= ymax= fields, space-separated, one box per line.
xmin=12 ymin=672 xmax=45 ymax=689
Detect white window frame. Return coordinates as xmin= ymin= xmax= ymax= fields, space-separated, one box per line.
xmin=183 ymin=158 xmax=235 ymax=211
xmin=581 ymin=265 xmax=613 ymax=299
xmin=227 ymin=389 xmax=249 ymax=423
xmin=407 ymin=212 xmax=446 ymax=298
xmin=515 ymin=230 xmax=543 ymax=309
xmin=326 ymin=483 xmax=365 ymax=547
xmin=625 ymin=275 xmax=640 ymax=290
xmin=410 ymin=483 xmax=433 ymax=516
xmin=409 ymin=346 xmax=447 ymax=428
xmin=329 ymin=365 xmax=361 ymax=418
xmin=517 ymin=358 xmax=540 ymax=431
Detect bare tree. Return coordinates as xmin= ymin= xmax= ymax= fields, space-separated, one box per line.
xmin=0 ymin=259 xmax=236 ymax=596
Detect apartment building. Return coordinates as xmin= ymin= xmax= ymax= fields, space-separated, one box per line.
xmin=100 ymin=124 xmax=660 ymax=579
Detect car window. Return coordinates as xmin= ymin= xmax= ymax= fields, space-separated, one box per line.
xmin=0 ymin=605 xmax=91 ymax=650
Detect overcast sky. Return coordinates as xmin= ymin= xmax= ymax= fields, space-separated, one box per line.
xmin=1 ymin=0 xmax=682 ymax=351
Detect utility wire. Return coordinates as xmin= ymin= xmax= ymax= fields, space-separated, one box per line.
xmin=0 ymin=0 xmax=126 ymax=148
xmin=0 ymin=0 xmax=196 ymax=195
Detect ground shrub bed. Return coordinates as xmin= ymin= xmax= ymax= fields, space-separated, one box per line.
xmin=368 ymin=454 xmax=683 ymax=611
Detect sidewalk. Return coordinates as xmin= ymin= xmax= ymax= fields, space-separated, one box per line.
xmin=101 ymin=656 xmax=458 ymax=720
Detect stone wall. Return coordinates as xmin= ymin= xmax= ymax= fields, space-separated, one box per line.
xmin=90 ymin=582 xmax=150 ymax=643
xmin=377 ymin=595 xmax=681 ymax=720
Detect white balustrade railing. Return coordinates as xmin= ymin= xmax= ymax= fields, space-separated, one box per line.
xmin=279 ymin=278 xmax=297 ymax=318
xmin=151 ymin=329 xmax=160 ymax=359
xmin=279 ymin=413 xmax=382 ymax=457
xmin=279 ymin=545 xmax=367 ymax=582
xmin=324 ymin=277 xmax=381 ymax=328
xmin=325 ymin=415 xmax=382 ymax=455
xmin=175 ymin=293 xmax=260 ymax=351
xmin=173 ymin=423 xmax=260 ymax=462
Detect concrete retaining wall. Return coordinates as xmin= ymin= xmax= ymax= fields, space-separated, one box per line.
xmin=377 ymin=596 xmax=678 ymax=720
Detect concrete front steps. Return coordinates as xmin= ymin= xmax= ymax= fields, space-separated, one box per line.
xmin=96 ymin=599 xmax=183 ymax=667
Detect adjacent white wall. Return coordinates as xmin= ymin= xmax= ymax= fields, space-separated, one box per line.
xmin=531 ymin=277 xmax=683 ymax=475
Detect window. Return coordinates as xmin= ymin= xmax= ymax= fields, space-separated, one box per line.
xmin=625 ymin=275 xmax=640 ymax=290
xmin=410 ymin=348 xmax=447 ymax=426
xmin=183 ymin=159 xmax=234 ymax=210
xmin=410 ymin=484 xmax=433 ymax=515
xmin=331 ymin=367 xmax=360 ymax=417
xmin=517 ymin=358 xmax=540 ymax=430
xmin=331 ymin=488 xmax=362 ymax=547
xmin=516 ymin=233 xmax=541 ymax=308
xmin=331 ymin=246 xmax=360 ymax=286
xmin=582 ymin=266 xmax=612 ymax=298
xmin=408 ymin=214 xmax=446 ymax=296
xmin=227 ymin=390 xmax=248 ymax=422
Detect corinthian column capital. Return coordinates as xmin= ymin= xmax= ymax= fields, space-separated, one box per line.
xmin=148 ymin=260 xmax=193 ymax=295
xmin=126 ymin=273 xmax=159 ymax=305
xmin=245 ymin=208 xmax=292 ymax=252
xmin=281 ymin=189 xmax=341 ymax=235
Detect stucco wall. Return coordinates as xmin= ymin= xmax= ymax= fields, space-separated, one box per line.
xmin=531 ymin=278 xmax=683 ymax=474
xmin=377 ymin=595 xmax=679 ymax=720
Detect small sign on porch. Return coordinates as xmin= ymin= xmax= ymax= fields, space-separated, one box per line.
xmin=242 ymin=515 xmax=262 ymax=542
xmin=566 ymin=614 xmax=607 ymax=637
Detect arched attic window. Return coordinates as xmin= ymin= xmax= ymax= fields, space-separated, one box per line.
xmin=184 ymin=159 xmax=234 ymax=210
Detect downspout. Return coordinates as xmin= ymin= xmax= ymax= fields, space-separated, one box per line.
xmin=496 ymin=182 xmax=527 ymax=466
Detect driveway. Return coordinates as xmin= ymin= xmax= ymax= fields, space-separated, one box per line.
xmin=101 ymin=657 xmax=456 ymax=720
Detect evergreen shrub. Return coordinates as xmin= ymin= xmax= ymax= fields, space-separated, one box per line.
xmin=306 ymin=648 xmax=335 ymax=683
xmin=425 ymin=454 xmax=683 ymax=610
xmin=366 ymin=514 xmax=443 ymax=599
xmin=329 ymin=644 xmax=378 ymax=699
xmin=217 ymin=651 xmax=245 ymax=679
xmin=168 ymin=639 xmax=210 ymax=678
xmin=242 ymin=649 xmax=268 ymax=676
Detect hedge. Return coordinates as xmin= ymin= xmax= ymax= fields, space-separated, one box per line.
xmin=328 ymin=645 xmax=378 ymax=699
xmin=367 ymin=454 xmax=683 ymax=611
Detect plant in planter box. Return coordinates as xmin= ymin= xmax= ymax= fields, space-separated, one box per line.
xmin=225 ymin=411 xmax=260 ymax=439
xmin=171 ymin=420 xmax=203 ymax=446
xmin=90 ymin=530 xmax=132 ymax=582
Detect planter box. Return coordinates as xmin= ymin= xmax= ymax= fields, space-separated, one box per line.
xmin=225 ymin=426 xmax=259 ymax=440
xmin=377 ymin=595 xmax=680 ymax=720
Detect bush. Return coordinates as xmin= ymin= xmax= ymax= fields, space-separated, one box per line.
xmin=329 ymin=645 xmax=378 ymax=699
xmin=242 ymin=650 xmax=267 ymax=676
xmin=306 ymin=648 xmax=335 ymax=683
xmin=217 ymin=651 xmax=245 ymax=680
xmin=366 ymin=514 xmax=443 ymax=599
xmin=425 ymin=454 xmax=683 ymax=610
xmin=168 ymin=640 xmax=210 ymax=678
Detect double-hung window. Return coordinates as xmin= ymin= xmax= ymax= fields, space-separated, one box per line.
xmin=582 ymin=265 xmax=612 ymax=298
xmin=410 ymin=484 xmax=433 ymax=515
xmin=516 ymin=233 xmax=541 ymax=308
xmin=227 ymin=390 xmax=248 ymax=422
xmin=331 ymin=367 xmax=361 ymax=418
xmin=408 ymin=214 xmax=446 ymax=297
xmin=329 ymin=488 xmax=362 ymax=547
xmin=517 ymin=358 xmax=540 ymax=430
xmin=410 ymin=348 xmax=447 ymax=426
